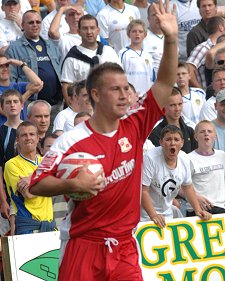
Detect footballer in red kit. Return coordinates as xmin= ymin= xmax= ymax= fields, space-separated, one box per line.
xmin=30 ymin=1 xmax=178 ymax=280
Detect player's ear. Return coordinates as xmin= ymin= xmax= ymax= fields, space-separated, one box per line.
xmin=91 ymin=88 xmax=100 ymax=104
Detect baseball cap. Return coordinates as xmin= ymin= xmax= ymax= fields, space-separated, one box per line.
xmin=216 ymin=89 xmax=225 ymax=103
xmin=2 ymin=0 xmax=19 ymax=5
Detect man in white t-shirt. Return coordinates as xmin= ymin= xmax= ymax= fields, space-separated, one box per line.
xmin=0 ymin=0 xmax=23 ymax=54
xmin=61 ymin=14 xmax=121 ymax=104
xmin=48 ymin=4 xmax=83 ymax=61
xmin=96 ymin=0 xmax=140 ymax=53
xmin=40 ymin=0 xmax=70 ymax=40
xmin=141 ymin=125 xmax=211 ymax=228
xmin=170 ymin=0 xmax=201 ymax=61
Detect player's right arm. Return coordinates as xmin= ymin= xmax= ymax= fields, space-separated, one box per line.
xmin=142 ymin=185 xmax=166 ymax=228
xmin=151 ymin=0 xmax=178 ymax=109
xmin=30 ymin=163 xmax=104 ymax=197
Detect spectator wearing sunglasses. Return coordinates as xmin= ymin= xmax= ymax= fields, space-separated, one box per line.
xmin=187 ymin=16 xmax=225 ymax=90
xmin=6 ymin=10 xmax=62 ymax=131
xmin=205 ymin=34 xmax=225 ymax=82
xmin=204 ymin=38 xmax=225 ymax=98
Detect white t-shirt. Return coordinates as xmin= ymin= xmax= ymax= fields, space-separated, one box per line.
xmin=53 ymin=33 xmax=82 ymax=62
xmin=182 ymin=87 xmax=206 ymax=124
xmin=141 ymin=146 xmax=192 ymax=220
xmin=170 ymin=0 xmax=201 ymax=60
xmin=63 ymin=118 xmax=76 ymax=132
xmin=0 ymin=19 xmax=23 ymax=48
xmin=53 ymin=107 xmax=77 ymax=132
xmin=199 ymin=95 xmax=216 ymax=121
xmin=143 ymin=29 xmax=164 ymax=78
xmin=40 ymin=9 xmax=69 ymax=40
xmin=119 ymin=47 xmax=154 ymax=97
xmin=61 ymin=44 xmax=121 ymax=83
xmin=188 ymin=149 xmax=225 ymax=209
xmin=96 ymin=3 xmax=140 ymax=53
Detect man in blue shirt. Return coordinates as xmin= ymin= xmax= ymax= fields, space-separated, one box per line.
xmin=0 ymin=55 xmax=42 ymax=126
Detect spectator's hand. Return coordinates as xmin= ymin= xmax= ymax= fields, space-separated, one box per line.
xmin=196 ymin=194 xmax=213 ymax=211
xmin=150 ymin=213 xmax=166 ymax=228
xmin=7 ymin=59 xmax=24 ymax=67
xmin=8 ymin=12 xmax=22 ymax=28
xmin=17 ymin=176 xmax=36 ymax=199
xmin=195 ymin=210 xmax=212 ymax=221
xmin=26 ymin=81 xmax=43 ymax=96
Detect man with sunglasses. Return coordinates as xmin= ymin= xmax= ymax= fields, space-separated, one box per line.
xmin=187 ymin=16 xmax=225 ymax=90
xmin=6 ymin=10 xmax=62 ymax=131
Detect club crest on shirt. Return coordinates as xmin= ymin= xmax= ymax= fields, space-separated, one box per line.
xmin=195 ymin=99 xmax=200 ymax=106
xmin=118 ymin=137 xmax=132 ymax=153
xmin=36 ymin=45 xmax=42 ymax=52
xmin=129 ymin=16 xmax=134 ymax=22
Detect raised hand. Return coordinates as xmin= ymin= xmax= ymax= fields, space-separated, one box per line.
xmin=152 ymin=0 xmax=178 ymax=39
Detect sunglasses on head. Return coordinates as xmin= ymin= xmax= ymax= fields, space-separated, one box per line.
xmin=216 ymin=60 xmax=225 ymax=65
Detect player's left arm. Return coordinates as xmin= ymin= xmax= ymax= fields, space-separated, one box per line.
xmin=151 ymin=0 xmax=178 ymax=109
xmin=182 ymin=184 xmax=212 ymax=220
xmin=30 ymin=162 xmax=104 ymax=197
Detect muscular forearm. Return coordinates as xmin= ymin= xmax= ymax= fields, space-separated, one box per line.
xmin=30 ymin=176 xmax=74 ymax=196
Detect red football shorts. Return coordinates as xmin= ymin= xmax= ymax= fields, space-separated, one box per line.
xmin=58 ymin=236 xmax=143 ymax=281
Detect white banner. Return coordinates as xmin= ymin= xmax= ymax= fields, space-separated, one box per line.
xmin=135 ymin=214 xmax=225 ymax=281
xmin=2 ymin=214 xmax=225 ymax=280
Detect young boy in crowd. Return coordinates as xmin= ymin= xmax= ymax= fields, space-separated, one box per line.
xmin=0 ymin=90 xmax=23 ymax=221
xmin=141 ymin=125 xmax=211 ymax=228
xmin=187 ymin=119 xmax=225 ymax=216
xmin=176 ymin=61 xmax=206 ymax=124
xmin=119 ymin=19 xmax=154 ymax=97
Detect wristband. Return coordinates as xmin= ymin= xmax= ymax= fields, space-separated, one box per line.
xmin=20 ymin=62 xmax=28 ymax=69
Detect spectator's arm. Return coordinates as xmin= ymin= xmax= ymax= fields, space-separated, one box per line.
xmin=187 ymin=63 xmax=202 ymax=88
xmin=7 ymin=59 xmax=43 ymax=102
xmin=142 ymin=185 xmax=166 ymax=228
xmin=182 ymin=184 xmax=212 ymax=220
xmin=205 ymin=40 xmax=225 ymax=69
xmin=48 ymin=6 xmax=67 ymax=40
